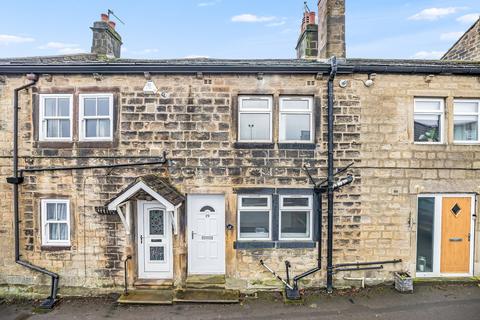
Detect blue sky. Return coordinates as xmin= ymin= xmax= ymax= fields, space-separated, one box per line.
xmin=0 ymin=0 xmax=479 ymax=60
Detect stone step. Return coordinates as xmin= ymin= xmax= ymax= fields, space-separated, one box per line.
xmin=173 ymin=288 xmax=240 ymax=304
xmin=186 ymin=275 xmax=226 ymax=289
xmin=133 ymin=279 xmax=173 ymax=290
xmin=117 ymin=289 xmax=174 ymax=305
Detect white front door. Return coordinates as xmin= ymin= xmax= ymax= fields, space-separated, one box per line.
xmin=187 ymin=194 xmax=225 ymax=275
xmin=137 ymin=201 xmax=173 ymax=279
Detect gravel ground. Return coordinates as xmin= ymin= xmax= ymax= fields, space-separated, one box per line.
xmin=1 ymin=284 xmax=480 ymax=320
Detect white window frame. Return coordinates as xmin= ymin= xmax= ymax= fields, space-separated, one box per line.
xmin=453 ymin=99 xmax=480 ymax=144
xmin=79 ymin=93 xmax=114 ymax=141
xmin=279 ymin=96 xmax=314 ymax=143
xmin=238 ymin=96 xmax=273 ymax=143
xmin=413 ymin=98 xmax=445 ymax=144
xmin=39 ymin=94 xmax=73 ymax=141
xmin=237 ymin=195 xmax=272 ymax=241
xmin=279 ymin=195 xmax=313 ymax=241
xmin=41 ymin=199 xmax=71 ymax=247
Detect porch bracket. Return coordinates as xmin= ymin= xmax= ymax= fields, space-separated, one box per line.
xmin=116 ymin=202 xmax=131 ymax=235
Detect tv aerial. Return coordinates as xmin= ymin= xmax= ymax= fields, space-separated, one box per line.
xmin=107 ymin=9 xmax=125 ymax=25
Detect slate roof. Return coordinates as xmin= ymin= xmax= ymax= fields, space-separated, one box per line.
xmin=107 ymin=174 xmax=184 ymax=207
xmin=1 ymin=54 xmax=480 ymax=76
xmin=1 ymin=53 xmax=480 ymax=68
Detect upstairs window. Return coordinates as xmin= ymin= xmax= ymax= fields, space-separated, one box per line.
xmin=41 ymin=199 xmax=70 ymax=246
xmin=79 ymin=94 xmax=113 ymax=141
xmin=413 ymin=98 xmax=444 ymax=144
xmin=39 ymin=94 xmax=73 ymax=141
xmin=279 ymin=195 xmax=313 ymax=240
xmin=453 ymin=100 xmax=480 ymax=143
xmin=238 ymin=195 xmax=271 ymax=240
xmin=279 ymin=96 xmax=314 ymax=143
xmin=238 ymin=96 xmax=272 ymax=142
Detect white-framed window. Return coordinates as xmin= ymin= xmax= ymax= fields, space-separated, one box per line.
xmin=41 ymin=199 xmax=70 ymax=246
xmin=79 ymin=93 xmax=114 ymax=141
xmin=39 ymin=94 xmax=73 ymax=141
xmin=279 ymin=96 xmax=314 ymax=143
xmin=453 ymin=99 xmax=480 ymax=143
xmin=413 ymin=98 xmax=444 ymax=144
xmin=237 ymin=195 xmax=272 ymax=240
xmin=238 ymin=96 xmax=273 ymax=142
xmin=279 ymin=195 xmax=313 ymax=240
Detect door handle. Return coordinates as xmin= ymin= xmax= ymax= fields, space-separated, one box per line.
xmin=140 ymin=235 xmax=143 ymax=244
xmin=191 ymin=231 xmax=195 ymax=240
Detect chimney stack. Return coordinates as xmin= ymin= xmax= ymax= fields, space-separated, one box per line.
xmin=91 ymin=13 xmax=122 ymax=58
xmin=317 ymin=0 xmax=346 ymax=59
xmin=296 ymin=4 xmax=319 ymax=59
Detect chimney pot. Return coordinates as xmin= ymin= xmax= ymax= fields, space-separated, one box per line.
xmin=91 ymin=14 xmax=122 ymax=58
xmin=296 ymin=9 xmax=318 ymax=59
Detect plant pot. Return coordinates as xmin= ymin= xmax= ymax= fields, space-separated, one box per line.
xmin=394 ymin=272 xmax=413 ymax=293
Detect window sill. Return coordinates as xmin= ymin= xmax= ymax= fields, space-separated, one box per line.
xmin=413 ymin=142 xmax=447 ymax=146
xmin=234 ymin=241 xmax=316 ymax=250
xmin=277 ymin=143 xmax=316 ymax=150
xmin=41 ymin=245 xmax=71 ymax=251
xmin=233 ymin=142 xmax=275 ymax=149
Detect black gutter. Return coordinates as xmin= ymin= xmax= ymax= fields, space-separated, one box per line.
xmin=0 ymin=64 xmax=339 ymax=75
xmin=2 ymin=62 xmax=480 ymax=75
xmin=7 ymin=75 xmax=60 ymax=309
xmin=326 ymin=56 xmax=338 ymax=294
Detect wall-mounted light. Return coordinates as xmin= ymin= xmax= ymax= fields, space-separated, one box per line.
xmin=143 ymin=80 xmax=158 ymax=94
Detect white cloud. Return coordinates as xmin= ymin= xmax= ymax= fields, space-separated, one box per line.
xmin=408 ymin=7 xmax=462 ymax=21
xmin=0 ymin=34 xmax=35 ymax=45
xmin=412 ymin=51 xmax=444 ymax=59
xmin=58 ymin=48 xmax=85 ymax=54
xmin=198 ymin=2 xmax=215 ymax=6
xmin=141 ymin=48 xmax=159 ymax=54
xmin=231 ymin=14 xmax=276 ymax=23
xmin=38 ymin=42 xmax=79 ymax=50
xmin=38 ymin=41 xmax=85 ymax=55
xmin=456 ymin=13 xmax=479 ymax=24
xmin=183 ymin=55 xmax=210 ymax=59
xmin=266 ymin=20 xmax=286 ymax=27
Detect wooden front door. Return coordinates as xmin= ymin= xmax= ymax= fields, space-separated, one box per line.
xmin=440 ymin=197 xmax=471 ymax=273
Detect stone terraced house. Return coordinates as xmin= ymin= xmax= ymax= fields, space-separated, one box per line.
xmin=1 ymin=0 xmax=480 ymax=304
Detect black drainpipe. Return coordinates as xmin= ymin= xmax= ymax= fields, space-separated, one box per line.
xmin=326 ymin=56 xmax=338 ymax=294
xmin=7 ymin=74 xmax=60 ymax=309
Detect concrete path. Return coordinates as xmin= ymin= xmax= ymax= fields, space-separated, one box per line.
xmin=1 ymin=284 xmax=480 ymax=320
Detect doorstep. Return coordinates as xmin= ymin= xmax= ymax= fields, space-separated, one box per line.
xmin=186 ymin=275 xmax=226 ymax=289
xmin=173 ymin=288 xmax=240 ymax=304
xmin=117 ymin=288 xmax=240 ymax=305
xmin=117 ymin=289 xmax=174 ymax=305
xmin=414 ymin=277 xmax=480 ymax=285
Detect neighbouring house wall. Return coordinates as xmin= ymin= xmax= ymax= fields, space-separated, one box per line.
xmin=356 ymin=73 xmax=480 ymax=278
xmin=442 ymin=19 xmax=480 ymax=61
xmin=0 ymin=73 xmax=361 ymax=293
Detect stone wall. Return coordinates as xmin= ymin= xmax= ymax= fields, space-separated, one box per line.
xmin=354 ymin=73 xmax=480 ymax=279
xmin=1 ymin=71 xmax=480 ymax=295
xmin=0 ymin=73 xmax=361 ymax=293
xmin=442 ymin=18 xmax=480 ymax=61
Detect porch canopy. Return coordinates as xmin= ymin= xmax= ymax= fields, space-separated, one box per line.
xmin=104 ymin=175 xmax=184 ymax=235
